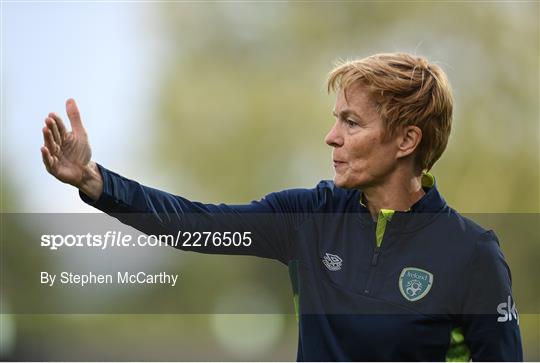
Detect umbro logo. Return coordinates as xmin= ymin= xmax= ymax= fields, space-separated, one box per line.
xmin=322 ymin=253 xmax=342 ymax=271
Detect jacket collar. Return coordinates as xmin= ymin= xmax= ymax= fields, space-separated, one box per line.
xmin=407 ymin=175 xmax=447 ymax=214
xmin=357 ymin=173 xmax=447 ymax=230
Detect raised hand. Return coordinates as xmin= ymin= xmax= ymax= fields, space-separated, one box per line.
xmin=41 ymin=98 xmax=103 ymax=200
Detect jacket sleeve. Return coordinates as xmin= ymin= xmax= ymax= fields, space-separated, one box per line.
xmin=459 ymin=230 xmax=523 ymax=361
xmin=79 ymin=164 xmax=318 ymax=264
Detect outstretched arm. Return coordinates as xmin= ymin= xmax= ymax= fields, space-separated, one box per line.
xmin=79 ymin=163 xmax=310 ymax=263
xmin=40 ymin=99 xmax=317 ymax=263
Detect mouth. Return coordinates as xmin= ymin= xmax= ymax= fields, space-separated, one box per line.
xmin=333 ymin=160 xmax=346 ymax=168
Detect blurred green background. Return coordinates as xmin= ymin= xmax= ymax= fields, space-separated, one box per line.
xmin=1 ymin=1 xmax=539 ymax=361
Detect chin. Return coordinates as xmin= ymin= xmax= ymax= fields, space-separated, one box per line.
xmin=334 ymin=175 xmax=367 ymax=190
xmin=333 ymin=176 xmax=354 ymax=189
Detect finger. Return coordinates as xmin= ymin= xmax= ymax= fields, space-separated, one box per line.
xmin=41 ymin=146 xmax=54 ymax=173
xmin=43 ymin=126 xmax=58 ymax=155
xmin=46 ymin=117 xmax=62 ymax=145
xmin=49 ymin=112 xmax=67 ymax=138
xmin=65 ymin=98 xmax=85 ymax=135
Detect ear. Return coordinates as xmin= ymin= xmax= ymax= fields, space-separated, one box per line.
xmin=396 ymin=125 xmax=422 ymax=159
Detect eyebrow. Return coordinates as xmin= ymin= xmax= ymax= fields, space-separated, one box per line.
xmin=332 ymin=109 xmax=364 ymax=122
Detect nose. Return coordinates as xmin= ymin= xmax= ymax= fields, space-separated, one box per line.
xmin=325 ymin=121 xmax=343 ymax=147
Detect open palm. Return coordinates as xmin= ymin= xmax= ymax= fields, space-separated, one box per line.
xmin=41 ymin=98 xmax=92 ymax=187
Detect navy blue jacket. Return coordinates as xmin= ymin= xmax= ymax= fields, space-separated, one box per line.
xmin=81 ymin=164 xmax=523 ymax=361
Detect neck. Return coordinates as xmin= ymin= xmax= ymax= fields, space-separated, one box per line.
xmin=362 ymin=169 xmax=425 ymax=220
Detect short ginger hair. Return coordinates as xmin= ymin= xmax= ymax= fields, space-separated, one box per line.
xmin=327 ymin=52 xmax=453 ymax=172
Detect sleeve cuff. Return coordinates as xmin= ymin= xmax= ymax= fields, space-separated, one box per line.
xmin=78 ymin=163 xmax=119 ymax=211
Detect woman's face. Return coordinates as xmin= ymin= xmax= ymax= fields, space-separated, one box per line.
xmin=325 ymin=82 xmax=401 ymax=190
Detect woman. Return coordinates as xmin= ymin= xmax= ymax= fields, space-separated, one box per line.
xmin=41 ymin=52 xmax=522 ymax=361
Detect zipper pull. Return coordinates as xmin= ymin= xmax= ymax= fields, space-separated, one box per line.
xmin=371 ymin=247 xmax=380 ymax=266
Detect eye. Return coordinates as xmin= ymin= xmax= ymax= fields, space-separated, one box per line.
xmin=345 ymin=119 xmax=358 ymax=128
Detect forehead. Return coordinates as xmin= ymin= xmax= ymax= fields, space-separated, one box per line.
xmin=334 ymin=82 xmax=379 ymax=119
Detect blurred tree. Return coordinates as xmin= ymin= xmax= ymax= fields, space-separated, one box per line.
xmin=153 ymin=2 xmax=538 ymax=212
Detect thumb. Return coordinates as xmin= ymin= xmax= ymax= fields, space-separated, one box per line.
xmin=66 ymin=98 xmax=85 ymax=134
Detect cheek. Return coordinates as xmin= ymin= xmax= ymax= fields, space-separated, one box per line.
xmin=346 ymin=137 xmax=396 ymax=179
xmin=347 ymin=136 xmax=378 ymax=165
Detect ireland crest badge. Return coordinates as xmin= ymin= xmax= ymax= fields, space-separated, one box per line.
xmin=399 ymin=267 xmax=434 ymax=302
